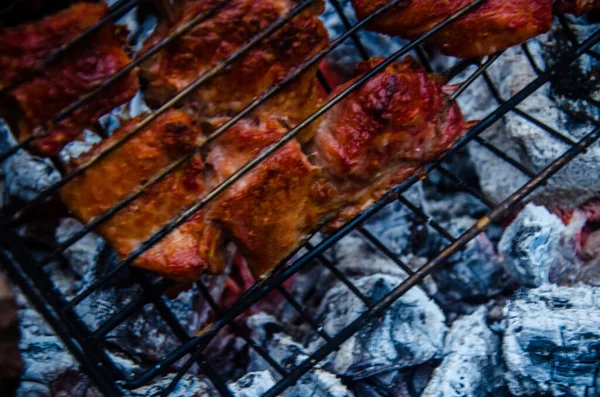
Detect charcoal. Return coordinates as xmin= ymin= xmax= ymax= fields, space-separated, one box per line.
xmin=545 ymin=18 xmax=600 ymax=121
xmin=125 ymin=374 xmax=218 ymax=397
xmin=498 ymin=203 xmax=565 ymax=287
xmin=55 ymin=218 xmax=104 ymax=279
xmin=307 ymin=274 xmax=447 ymax=377
xmin=16 ymin=334 xmax=78 ymax=397
xmin=230 ymin=369 xmax=354 ymax=397
xmin=230 ymin=371 xmax=276 ymax=397
xmin=364 ymin=183 xmax=428 ymax=258
xmin=0 ymin=119 xmax=60 ymax=202
xmin=291 ymin=370 xmax=355 ymax=397
xmin=245 ymin=314 xmax=355 ymax=397
xmin=503 ymin=284 xmax=600 ymax=397
xmin=424 ymin=214 xmax=511 ymax=309
xmin=461 ymin=27 xmax=600 ymax=208
xmin=330 ymin=233 xmax=410 ymax=280
xmin=247 ymin=312 xmax=308 ymax=373
xmin=422 ymin=308 xmax=505 ymax=397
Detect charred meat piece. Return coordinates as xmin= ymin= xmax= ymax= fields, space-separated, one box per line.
xmin=351 ymin=0 xmax=552 ymax=58
xmin=60 ymin=110 xmax=226 ymax=281
xmin=556 ymin=0 xmax=600 ymax=15
xmin=208 ymin=136 xmax=331 ymax=277
xmin=140 ymin=0 xmax=328 ymax=132
xmin=1 ymin=3 xmax=138 ymax=156
xmin=309 ymin=57 xmax=470 ymax=231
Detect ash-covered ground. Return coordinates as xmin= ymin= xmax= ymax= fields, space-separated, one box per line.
xmin=2 ymin=1 xmax=600 ymax=397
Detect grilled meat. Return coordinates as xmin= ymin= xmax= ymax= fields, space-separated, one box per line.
xmin=60 ymin=110 xmax=226 ymax=281
xmin=209 ymin=57 xmax=469 ymax=277
xmin=205 ymin=117 xmax=334 ymax=276
xmin=60 ymin=57 xmax=469 ymax=281
xmin=350 ymin=0 xmax=553 ymax=58
xmin=556 ymin=0 xmax=600 ymax=15
xmin=140 ymin=0 xmax=328 ymax=133
xmin=308 ymin=57 xmax=470 ymax=231
xmin=208 ymin=137 xmax=331 ymax=277
xmin=1 ymin=3 xmax=138 ymax=156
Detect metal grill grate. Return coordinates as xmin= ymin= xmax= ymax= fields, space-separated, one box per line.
xmin=1 ymin=1 xmax=600 ymax=396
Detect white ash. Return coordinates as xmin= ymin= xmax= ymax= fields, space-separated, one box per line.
xmin=230 ymin=369 xmax=354 ymax=397
xmin=422 ymin=308 xmax=505 ymax=397
xmin=14 ymin=290 xmax=77 ymax=397
xmin=503 ymin=284 xmax=600 ymax=397
xmin=98 ymin=90 xmax=152 ymax=136
xmin=428 ymin=215 xmax=511 ymax=308
xmin=125 ymin=374 xmax=218 ymax=397
xmin=364 ymin=183 xmax=431 ymax=260
xmin=55 ymin=218 xmax=104 ymax=279
xmin=498 ymin=203 xmax=600 ymax=287
xmin=499 ymin=203 xmax=565 ymax=287
xmin=59 ymin=130 xmax=102 ymax=164
xmin=307 ymin=274 xmax=447 ymax=377
xmin=245 ymin=314 xmax=355 ymax=397
xmin=330 ymin=233 xmax=410 ymax=280
xmin=230 ymin=371 xmax=276 ymax=397
xmin=546 ymin=18 xmax=600 ymax=120
xmin=0 ymin=119 xmax=60 ymax=202
xmin=458 ymin=22 xmax=600 ymax=208
xmin=320 ymin=0 xmax=406 ymax=79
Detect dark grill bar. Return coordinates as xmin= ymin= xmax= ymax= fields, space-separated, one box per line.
xmin=1 ymin=0 xmax=600 ymax=396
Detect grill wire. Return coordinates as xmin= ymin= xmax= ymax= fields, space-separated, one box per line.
xmin=1 ymin=0 xmax=600 ymax=396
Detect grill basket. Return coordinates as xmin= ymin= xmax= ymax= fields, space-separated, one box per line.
xmin=1 ymin=1 xmax=600 ymax=396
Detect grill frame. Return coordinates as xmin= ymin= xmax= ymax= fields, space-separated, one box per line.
xmin=1 ymin=1 xmax=600 ymax=396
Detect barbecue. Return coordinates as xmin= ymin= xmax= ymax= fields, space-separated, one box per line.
xmin=1 ymin=0 xmax=600 ymax=396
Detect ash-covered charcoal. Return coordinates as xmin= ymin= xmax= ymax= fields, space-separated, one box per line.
xmin=422 ymin=212 xmax=511 ymax=309
xmin=503 ymin=284 xmax=600 ymax=397
xmin=245 ymin=314 xmax=355 ymax=397
xmin=55 ymin=218 xmax=104 ymax=279
xmin=545 ymin=17 xmax=600 ymax=121
xmin=498 ymin=203 xmax=565 ymax=287
xmin=0 ymin=119 xmax=60 ymax=203
xmin=320 ymin=0 xmax=405 ymax=81
xmin=230 ymin=371 xmax=276 ymax=397
xmin=291 ymin=370 xmax=355 ymax=397
xmin=307 ymin=275 xmax=447 ymax=377
xmin=125 ymin=374 xmax=219 ymax=397
xmin=105 ymin=284 xmax=205 ymax=363
xmin=230 ymin=369 xmax=354 ymax=397
xmin=329 ymin=233 xmax=410 ymax=280
xmin=364 ymin=183 xmax=431 ymax=260
xmin=59 ymin=130 xmax=102 ymax=164
xmin=246 ymin=313 xmax=308 ymax=373
xmin=462 ymin=27 xmax=600 ymax=208
xmin=15 ymin=295 xmax=79 ymax=397
xmin=422 ymin=308 xmax=506 ymax=397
